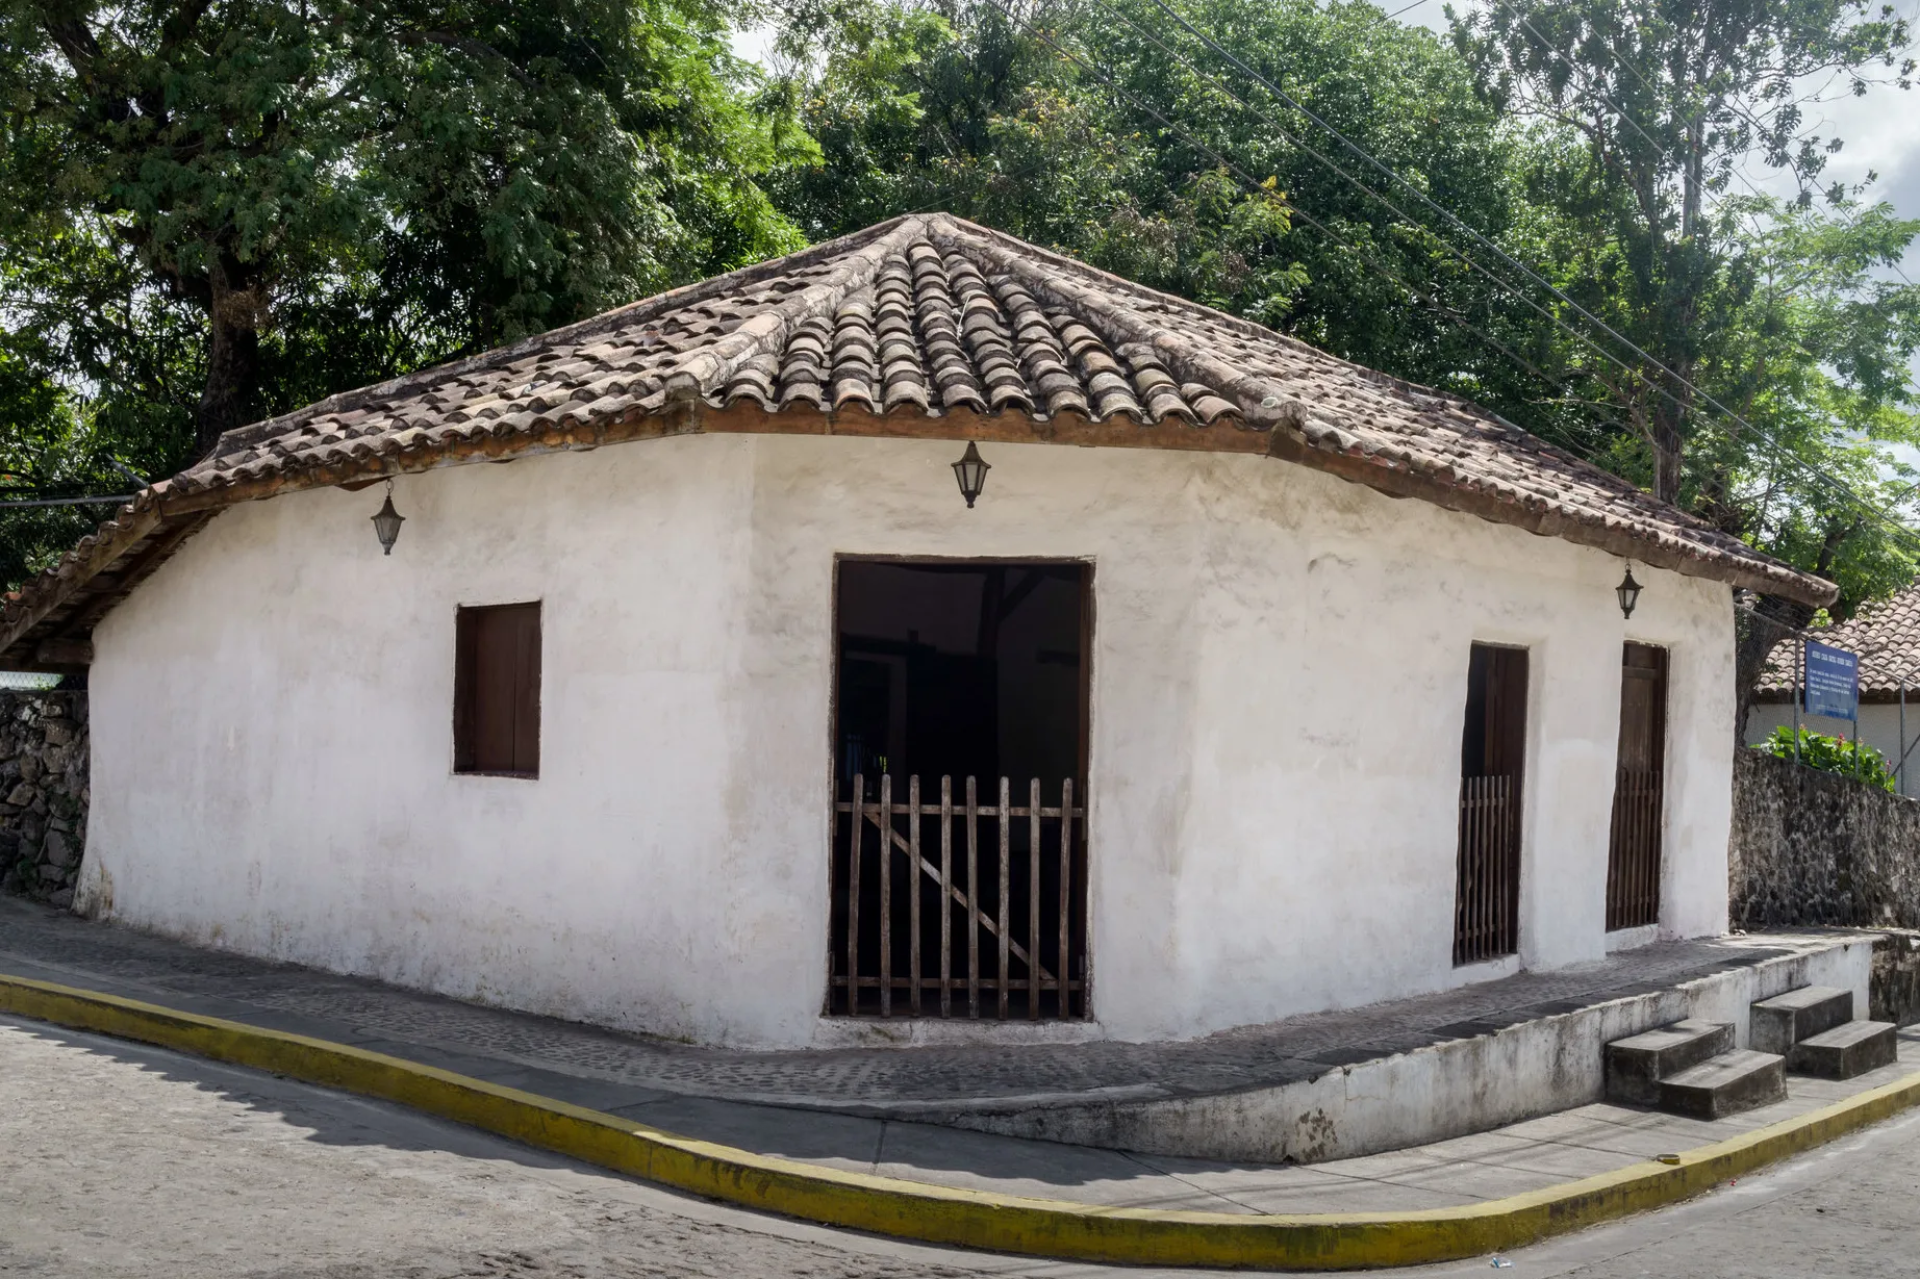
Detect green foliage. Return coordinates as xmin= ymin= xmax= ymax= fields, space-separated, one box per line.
xmin=1759 ymin=725 xmax=1898 ymax=792
xmin=767 ymin=0 xmax=1580 ymax=432
xmin=1450 ymin=0 xmax=1920 ymax=617
xmin=0 ymin=0 xmax=811 ymax=589
xmin=7 ymin=0 xmax=1920 ymax=686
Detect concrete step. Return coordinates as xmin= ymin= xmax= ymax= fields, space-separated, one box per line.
xmin=1751 ymin=986 xmax=1854 ymax=1055
xmin=1658 ymin=1049 xmax=1787 ymax=1120
xmin=1787 ymin=1019 xmax=1899 ymax=1080
xmin=1605 ymin=1019 xmax=1735 ymax=1105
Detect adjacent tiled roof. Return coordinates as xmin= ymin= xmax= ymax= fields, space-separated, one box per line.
xmin=1757 ymin=580 xmax=1920 ymax=700
xmin=0 ymin=213 xmax=1834 ymax=668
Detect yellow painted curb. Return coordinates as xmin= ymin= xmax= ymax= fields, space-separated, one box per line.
xmin=2 ymin=972 xmax=1916 ymax=1271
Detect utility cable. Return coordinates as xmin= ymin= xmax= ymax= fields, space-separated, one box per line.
xmin=1496 ymin=1 xmax=1920 ymax=404
xmin=0 ymin=494 xmax=137 ymax=510
xmin=1116 ymin=0 xmax=1920 ymax=560
xmin=1062 ymin=0 xmax=1920 ymax=560
xmin=987 ymin=3 xmax=1704 ymax=475
xmin=1143 ymin=0 xmax=1909 ymax=495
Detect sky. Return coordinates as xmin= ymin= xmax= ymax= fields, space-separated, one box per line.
xmin=1389 ymin=0 xmax=1920 ymax=238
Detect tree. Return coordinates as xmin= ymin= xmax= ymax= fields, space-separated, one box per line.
xmin=0 ymin=0 xmax=812 ymax=588
xmin=1697 ymin=197 xmax=1920 ymax=728
xmin=0 ymin=0 xmax=810 ymax=462
xmin=1451 ymin=0 xmax=1914 ymax=503
xmin=1443 ymin=0 xmax=1912 ymax=499
xmin=1450 ymin=0 xmax=1920 ymax=725
xmin=768 ymin=0 xmax=1587 ymax=437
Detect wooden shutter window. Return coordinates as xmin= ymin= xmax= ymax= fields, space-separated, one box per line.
xmin=454 ymin=602 xmax=542 ymax=777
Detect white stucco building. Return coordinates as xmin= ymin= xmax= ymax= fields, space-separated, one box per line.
xmin=1745 ymin=581 xmax=1920 ymax=796
xmin=0 ymin=215 xmax=1835 ymax=1049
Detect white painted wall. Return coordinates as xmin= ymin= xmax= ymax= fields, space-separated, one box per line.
xmin=77 ymin=434 xmax=1738 ymax=1048
xmin=1747 ymin=701 xmax=1920 ymax=797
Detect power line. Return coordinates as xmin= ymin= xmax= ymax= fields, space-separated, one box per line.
xmin=986 ymin=4 xmax=1673 ymax=473
xmin=1074 ymin=0 xmax=1667 ymax=405
xmin=1122 ymin=0 xmax=1920 ymax=561
xmin=1494 ymin=1 xmax=1920 ymax=404
xmin=1380 ymin=0 xmax=1433 ymax=20
xmin=1480 ymin=2 xmax=1920 ymax=477
xmin=1010 ymin=0 xmax=1912 ymax=603
xmin=0 ymin=494 xmax=136 ymax=510
xmin=1079 ymin=0 xmax=1920 ymax=530
xmin=1144 ymin=0 xmax=1911 ymax=487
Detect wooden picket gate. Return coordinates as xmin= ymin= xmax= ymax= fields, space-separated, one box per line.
xmin=1605 ymin=768 xmax=1664 ymax=930
xmin=1605 ymin=641 xmax=1669 ymax=931
xmin=828 ymin=775 xmax=1089 ymax=1019
xmin=1454 ymin=642 xmax=1528 ymax=967
xmin=1453 ymin=774 xmax=1520 ymax=966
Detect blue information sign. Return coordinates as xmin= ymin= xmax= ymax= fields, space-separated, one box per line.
xmin=1803 ymin=641 xmax=1859 ymax=722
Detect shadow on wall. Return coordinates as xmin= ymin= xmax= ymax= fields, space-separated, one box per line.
xmin=0 ymin=690 xmax=88 ymax=907
xmin=1730 ymin=749 xmax=1920 ymax=1025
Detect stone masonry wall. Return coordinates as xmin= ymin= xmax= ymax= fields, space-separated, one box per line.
xmin=0 ymin=690 xmax=89 ymax=908
xmin=1730 ymin=748 xmax=1920 ymax=1025
xmin=1731 ymin=748 xmax=1920 ymax=929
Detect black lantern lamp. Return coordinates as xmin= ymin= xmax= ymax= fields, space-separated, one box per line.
xmin=951 ymin=441 xmax=990 ymax=508
xmin=1616 ymin=564 xmax=1643 ymax=619
xmin=370 ymin=478 xmax=405 ymax=555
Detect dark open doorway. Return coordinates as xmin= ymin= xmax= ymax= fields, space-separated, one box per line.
xmin=1605 ymin=643 xmax=1668 ymax=931
xmin=829 ymin=559 xmax=1091 ymax=1020
xmin=1454 ymin=643 xmax=1528 ymax=966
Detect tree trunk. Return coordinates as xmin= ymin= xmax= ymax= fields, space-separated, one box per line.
xmin=1649 ymin=392 xmax=1688 ymax=505
xmin=195 ymin=257 xmax=265 ymax=460
xmin=1733 ymin=593 xmax=1813 ymax=746
xmin=1732 ymin=521 xmax=1858 ymax=744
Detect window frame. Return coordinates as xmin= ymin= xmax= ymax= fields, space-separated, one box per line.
xmin=452 ymin=600 xmax=543 ymax=779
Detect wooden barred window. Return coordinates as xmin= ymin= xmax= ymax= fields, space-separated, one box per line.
xmin=1454 ymin=643 xmax=1528 ymax=966
xmin=454 ymin=602 xmax=542 ymax=778
xmin=1605 ymin=643 xmax=1668 ymax=931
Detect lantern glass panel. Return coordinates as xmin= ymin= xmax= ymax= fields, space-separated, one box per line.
xmin=1616 ymin=568 xmax=1641 ymax=619
xmin=951 ymin=442 xmax=990 ymax=508
xmin=372 ymin=492 xmax=405 ymax=555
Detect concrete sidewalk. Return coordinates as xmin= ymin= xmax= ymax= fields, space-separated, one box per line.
xmin=0 ymin=896 xmax=1864 ymax=1116
xmin=4 ymin=896 xmax=1919 ymax=1218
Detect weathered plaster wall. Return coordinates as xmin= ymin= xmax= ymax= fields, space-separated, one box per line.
xmin=0 ymin=691 xmax=89 ymax=906
xmin=77 ymin=434 xmax=1737 ymax=1048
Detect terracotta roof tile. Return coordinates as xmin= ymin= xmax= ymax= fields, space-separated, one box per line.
xmin=1758 ymin=580 xmax=1920 ymax=698
xmin=0 ymin=213 xmax=1833 ymax=668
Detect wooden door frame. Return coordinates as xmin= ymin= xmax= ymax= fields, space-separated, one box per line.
xmin=1606 ymin=641 xmax=1671 ymax=932
xmin=1454 ymin=639 xmax=1532 ymax=967
xmin=823 ymin=554 xmax=1096 ymax=1017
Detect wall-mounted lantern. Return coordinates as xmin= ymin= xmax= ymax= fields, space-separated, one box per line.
xmin=1616 ymin=565 xmax=1643 ymax=619
xmin=951 ymin=441 xmax=990 ymax=508
xmin=371 ymin=479 xmax=406 ymax=555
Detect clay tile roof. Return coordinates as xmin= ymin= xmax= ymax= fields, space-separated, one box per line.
xmin=1757 ymin=579 xmax=1920 ymax=700
xmin=0 ymin=213 xmax=1834 ymax=669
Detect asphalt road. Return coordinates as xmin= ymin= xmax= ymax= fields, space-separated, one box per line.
xmin=3 ymin=1014 xmax=1918 ymax=1278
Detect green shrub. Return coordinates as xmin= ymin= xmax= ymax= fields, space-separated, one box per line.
xmin=1758 ymin=726 xmax=1897 ymax=793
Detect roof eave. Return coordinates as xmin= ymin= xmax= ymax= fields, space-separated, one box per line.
xmin=0 ymin=397 xmax=1833 ymax=668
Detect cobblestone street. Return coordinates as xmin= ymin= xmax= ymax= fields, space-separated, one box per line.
xmin=9 ymin=1012 xmax=1920 ymax=1278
